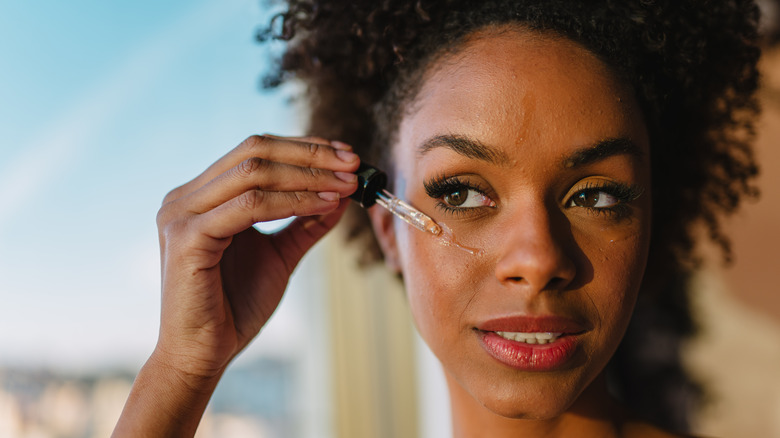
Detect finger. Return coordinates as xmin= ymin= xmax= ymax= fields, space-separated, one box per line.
xmin=180 ymin=158 xmax=358 ymax=215
xmin=270 ymin=199 xmax=351 ymax=265
xmin=262 ymin=134 xmax=339 ymax=148
xmin=234 ymin=135 xmax=359 ymax=173
xmin=165 ymin=135 xmax=359 ymax=205
xmin=194 ymin=190 xmax=341 ymax=240
xmin=263 ymin=135 xmax=353 ymax=152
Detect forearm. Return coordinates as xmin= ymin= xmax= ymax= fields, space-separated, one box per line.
xmin=113 ymin=135 xmax=356 ymax=437
xmin=112 ymin=350 xmax=223 ymax=438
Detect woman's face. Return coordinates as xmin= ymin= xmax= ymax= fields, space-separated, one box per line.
xmin=373 ymin=28 xmax=652 ymax=419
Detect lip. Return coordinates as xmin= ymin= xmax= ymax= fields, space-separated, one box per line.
xmin=477 ymin=315 xmax=589 ymax=334
xmin=475 ymin=315 xmax=589 ymax=371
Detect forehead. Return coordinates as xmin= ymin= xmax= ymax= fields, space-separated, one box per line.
xmin=395 ymin=27 xmax=647 ymax=166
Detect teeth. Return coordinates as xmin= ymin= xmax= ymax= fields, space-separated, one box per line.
xmin=495 ymin=331 xmax=563 ymax=345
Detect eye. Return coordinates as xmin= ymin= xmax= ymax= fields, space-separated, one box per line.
xmin=442 ymin=187 xmax=492 ymax=208
xmin=568 ymin=189 xmax=619 ymax=209
xmin=424 ymin=174 xmax=496 ymax=214
xmin=565 ymin=180 xmax=644 ymax=218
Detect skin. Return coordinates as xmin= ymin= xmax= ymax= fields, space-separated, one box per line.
xmin=369 ymin=28 xmax=676 ymax=437
xmin=113 ymin=135 xmax=360 ymax=436
xmin=113 ymin=25 xmax=686 ymax=438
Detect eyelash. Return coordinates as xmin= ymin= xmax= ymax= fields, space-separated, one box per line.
xmin=424 ymin=175 xmax=494 ymax=216
xmin=566 ymin=181 xmax=644 ymax=218
xmin=423 ymin=175 xmax=643 ymax=219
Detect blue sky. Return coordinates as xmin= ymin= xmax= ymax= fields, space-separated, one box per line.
xmin=0 ymin=0 xmax=308 ymax=370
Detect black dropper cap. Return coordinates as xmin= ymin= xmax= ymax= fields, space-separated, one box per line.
xmin=349 ymin=162 xmax=387 ymax=208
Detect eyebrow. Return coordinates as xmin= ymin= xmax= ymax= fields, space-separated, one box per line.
xmin=562 ymin=137 xmax=644 ymax=169
xmin=418 ymin=134 xmax=512 ymax=165
xmin=417 ymin=134 xmax=644 ymax=168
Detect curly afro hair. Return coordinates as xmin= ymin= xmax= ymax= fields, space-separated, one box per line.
xmin=259 ymin=0 xmax=761 ymax=433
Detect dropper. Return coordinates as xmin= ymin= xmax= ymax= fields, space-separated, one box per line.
xmin=349 ymin=163 xmax=442 ymax=236
xmin=349 ymin=163 xmax=480 ymax=256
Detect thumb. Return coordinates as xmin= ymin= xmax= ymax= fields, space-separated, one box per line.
xmin=270 ymin=199 xmax=351 ymax=266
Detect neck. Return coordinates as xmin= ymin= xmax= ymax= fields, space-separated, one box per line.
xmin=447 ymin=372 xmax=631 ymax=438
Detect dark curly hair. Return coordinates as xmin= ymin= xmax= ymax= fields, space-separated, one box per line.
xmin=259 ymin=0 xmax=761 ymax=433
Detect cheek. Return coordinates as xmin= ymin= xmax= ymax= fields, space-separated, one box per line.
xmin=574 ymin=205 xmax=652 ymax=316
xmin=396 ymin=223 xmax=486 ymax=341
xmin=583 ymin=229 xmax=649 ymax=344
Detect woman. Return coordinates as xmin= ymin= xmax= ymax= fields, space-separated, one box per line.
xmin=113 ymin=1 xmax=761 ymax=437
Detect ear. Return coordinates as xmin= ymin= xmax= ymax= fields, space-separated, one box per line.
xmin=368 ymin=205 xmax=402 ymax=274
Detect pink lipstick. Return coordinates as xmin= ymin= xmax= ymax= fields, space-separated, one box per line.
xmin=476 ymin=316 xmax=588 ymax=371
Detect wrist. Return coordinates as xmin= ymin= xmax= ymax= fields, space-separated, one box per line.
xmin=148 ymin=344 xmax=228 ymax=390
xmin=112 ymin=349 xmax=226 ymax=437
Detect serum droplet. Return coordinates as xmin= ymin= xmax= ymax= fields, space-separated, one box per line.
xmin=436 ymin=224 xmax=481 ymax=256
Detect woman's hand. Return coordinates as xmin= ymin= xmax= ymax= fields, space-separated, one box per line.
xmin=154 ymin=134 xmax=358 ymax=377
xmin=114 ymin=135 xmax=358 ymax=437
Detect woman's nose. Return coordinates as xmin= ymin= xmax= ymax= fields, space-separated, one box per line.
xmin=493 ymin=206 xmax=577 ymax=293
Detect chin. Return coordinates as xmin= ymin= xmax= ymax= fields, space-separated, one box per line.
xmin=478 ymin=393 xmax=577 ymax=421
xmin=457 ymin=371 xmax=588 ymax=422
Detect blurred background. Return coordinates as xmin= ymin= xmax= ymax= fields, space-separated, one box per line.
xmin=0 ymin=1 xmax=339 ymax=436
xmin=0 ymin=1 xmax=778 ymax=437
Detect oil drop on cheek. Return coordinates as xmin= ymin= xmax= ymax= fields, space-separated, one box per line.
xmin=350 ymin=163 xmax=481 ymax=256
xmin=435 ymin=223 xmax=481 ymax=256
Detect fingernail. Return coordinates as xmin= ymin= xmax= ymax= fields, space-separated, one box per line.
xmin=334 ymin=171 xmax=357 ymax=183
xmin=318 ymin=191 xmax=340 ymax=202
xmin=331 ymin=140 xmax=353 ymax=151
xmin=335 ymin=149 xmax=358 ymax=162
